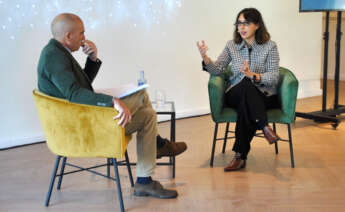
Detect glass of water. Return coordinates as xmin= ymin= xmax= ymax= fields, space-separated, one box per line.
xmin=155 ymin=89 xmax=166 ymax=108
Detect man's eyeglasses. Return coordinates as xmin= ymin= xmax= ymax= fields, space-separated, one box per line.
xmin=234 ymin=21 xmax=252 ymax=27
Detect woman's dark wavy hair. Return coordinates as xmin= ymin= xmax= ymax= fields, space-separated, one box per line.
xmin=233 ymin=8 xmax=270 ymax=44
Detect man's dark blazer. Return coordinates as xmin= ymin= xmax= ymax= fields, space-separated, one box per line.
xmin=37 ymin=39 xmax=113 ymax=107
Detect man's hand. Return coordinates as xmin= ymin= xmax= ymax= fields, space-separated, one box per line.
xmin=113 ymin=98 xmax=131 ymax=128
xmin=197 ymin=40 xmax=211 ymax=65
xmin=82 ymin=40 xmax=98 ymax=62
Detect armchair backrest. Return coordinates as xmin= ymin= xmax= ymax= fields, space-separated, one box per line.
xmin=33 ymin=90 xmax=130 ymax=158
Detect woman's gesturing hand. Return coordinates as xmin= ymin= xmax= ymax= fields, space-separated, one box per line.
xmin=241 ymin=60 xmax=254 ymax=78
xmin=197 ymin=40 xmax=208 ymax=56
xmin=197 ymin=40 xmax=211 ymax=65
xmin=241 ymin=60 xmax=260 ymax=81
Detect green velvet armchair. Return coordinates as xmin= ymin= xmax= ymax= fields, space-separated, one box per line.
xmin=208 ymin=67 xmax=299 ymax=168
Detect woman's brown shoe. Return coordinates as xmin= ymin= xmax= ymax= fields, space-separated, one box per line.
xmin=224 ymin=158 xmax=246 ymax=172
xmin=262 ymin=125 xmax=280 ymax=144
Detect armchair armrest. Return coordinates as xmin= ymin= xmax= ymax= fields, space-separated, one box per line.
xmin=208 ymin=75 xmax=226 ymax=121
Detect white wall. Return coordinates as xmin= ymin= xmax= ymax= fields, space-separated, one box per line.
xmin=0 ymin=0 xmax=322 ymax=149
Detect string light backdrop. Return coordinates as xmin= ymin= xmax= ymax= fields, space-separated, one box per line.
xmin=0 ymin=0 xmax=184 ymax=41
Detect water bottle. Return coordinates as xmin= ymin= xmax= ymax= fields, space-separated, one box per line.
xmin=138 ymin=70 xmax=147 ymax=86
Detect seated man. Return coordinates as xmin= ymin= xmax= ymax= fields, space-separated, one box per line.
xmin=37 ymin=13 xmax=187 ymax=199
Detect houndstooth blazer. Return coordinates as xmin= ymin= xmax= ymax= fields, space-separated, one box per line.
xmin=203 ymin=40 xmax=280 ymax=96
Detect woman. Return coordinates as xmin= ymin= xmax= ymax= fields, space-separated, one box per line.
xmin=197 ymin=8 xmax=280 ymax=172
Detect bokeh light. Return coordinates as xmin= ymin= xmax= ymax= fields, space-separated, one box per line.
xmin=0 ymin=0 xmax=184 ymax=40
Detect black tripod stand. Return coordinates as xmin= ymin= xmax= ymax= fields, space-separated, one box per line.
xmin=295 ymin=11 xmax=345 ymax=129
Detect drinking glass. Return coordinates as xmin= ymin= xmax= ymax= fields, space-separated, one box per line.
xmin=155 ymin=89 xmax=166 ymax=108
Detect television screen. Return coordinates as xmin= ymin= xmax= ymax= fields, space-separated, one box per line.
xmin=300 ymin=0 xmax=345 ymax=12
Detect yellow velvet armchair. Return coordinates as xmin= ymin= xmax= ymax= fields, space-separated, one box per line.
xmin=33 ymin=89 xmax=133 ymax=212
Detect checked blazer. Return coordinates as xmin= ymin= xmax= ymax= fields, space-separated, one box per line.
xmin=203 ymin=40 xmax=280 ymax=96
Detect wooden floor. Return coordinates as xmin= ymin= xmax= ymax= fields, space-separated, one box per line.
xmin=1 ymin=81 xmax=345 ymax=212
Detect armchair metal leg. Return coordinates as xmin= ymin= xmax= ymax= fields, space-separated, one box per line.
xmin=107 ymin=158 xmax=111 ymax=177
xmin=273 ymin=123 xmax=278 ymax=154
xmin=210 ymin=123 xmax=219 ymax=167
xmin=112 ymin=158 xmax=125 ymax=212
xmin=222 ymin=122 xmax=230 ymax=153
xmin=57 ymin=157 xmax=67 ymax=190
xmin=45 ymin=156 xmax=61 ymax=207
xmin=125 ymin=151 xmax=134 ymax=187
xmin=287 ymin=124 xmax=295 ymax=168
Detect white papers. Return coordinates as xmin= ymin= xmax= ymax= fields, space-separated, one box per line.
xmin=96 ymin=83 xmax=149 ymax=99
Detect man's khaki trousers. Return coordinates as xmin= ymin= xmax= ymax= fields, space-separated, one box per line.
xmin=121 ymin=90 xmax=157 ymax=177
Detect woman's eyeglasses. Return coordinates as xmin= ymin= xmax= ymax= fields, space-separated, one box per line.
xmin=234 ymin=21 xmax=252 ymax=27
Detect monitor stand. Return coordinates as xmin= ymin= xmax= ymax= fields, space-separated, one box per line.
xmin=295 ymin=11 xmax=345 ymax=129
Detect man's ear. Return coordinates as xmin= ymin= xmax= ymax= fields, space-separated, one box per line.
xmin=65 ymin=31 xmax=71 ymax=41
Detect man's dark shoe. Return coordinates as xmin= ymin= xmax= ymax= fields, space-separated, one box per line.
xmin=134 ymin=180 xmax=178 ymax=199
xmin=262 ymin=125 xmax=280 ymax=144
xmin=224 ymin=156 xmax=246 ymax=172
xmin=157 ymin=138 xmax=187 ymax=159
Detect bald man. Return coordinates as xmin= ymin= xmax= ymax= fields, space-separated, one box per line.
xmin=37 ymin=13 xmax=187 ymax=199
